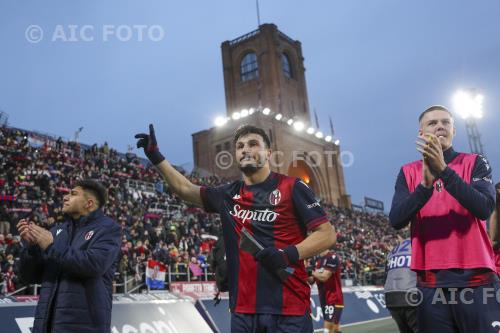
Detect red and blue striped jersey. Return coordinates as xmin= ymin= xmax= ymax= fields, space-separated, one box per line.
xmin=200 ymin=172 xmax=329 ymax=315
xmin=315 ymin=252 xmax=344 ymax=306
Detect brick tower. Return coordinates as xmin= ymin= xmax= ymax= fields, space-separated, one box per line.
xmin=192 ymin=24 xmax=350 ymax=207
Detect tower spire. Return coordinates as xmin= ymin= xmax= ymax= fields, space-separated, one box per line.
xmin=256 ymin=0 xmax=261 ymax=27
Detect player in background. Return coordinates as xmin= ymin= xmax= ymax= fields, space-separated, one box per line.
xmin=308 ymin=249 xmax=344 ymax=333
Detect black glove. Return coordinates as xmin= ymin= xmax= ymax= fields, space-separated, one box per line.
xmin=306 ymin=265 xmax=314 ymax=277
xmin=135 ymin=124 xmax=165 ymax=165
xmin=254 ymin=245 xmax=299 ymax=272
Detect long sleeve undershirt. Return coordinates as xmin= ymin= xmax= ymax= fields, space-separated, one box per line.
xmin=389 ymin=148 xmax=496 ymax=230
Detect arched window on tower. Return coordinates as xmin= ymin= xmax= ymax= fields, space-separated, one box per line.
xmin=240 ymin=52 xmax=259 ymax=82
xmin=281 ymin=53 xmax=292 ymax=78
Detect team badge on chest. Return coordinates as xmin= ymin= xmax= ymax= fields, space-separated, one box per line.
xmin=84 ymin=230 xmax=94 ymax=241
xmin=269 ymin=189 xmax=282 ymax=206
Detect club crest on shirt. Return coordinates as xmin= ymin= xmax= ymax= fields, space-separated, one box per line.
xmin=84 ymin=230 xmax=94 ymax=241
xmin=269 ymin=189 xmax=281 ymax=206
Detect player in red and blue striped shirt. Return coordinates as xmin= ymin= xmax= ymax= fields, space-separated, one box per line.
xmin=309 ymin=250 xmax=344 ymax=333
xmin=136 ymin=124 xmax=337 ymax=333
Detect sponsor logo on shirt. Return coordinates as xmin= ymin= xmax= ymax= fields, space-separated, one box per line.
xmin=480 ymin=155 xmax=490 ymax=171
xmin=268 ymin=189 xmax=281 ymax=206
xmin=229 ymin=204 xmax=279 ymax=223
xmin=56 ymin=229 xmax=63 ymax=236
xmin=472 ymin=176 xmax=493 ymax=184
xmin=326 ymin=263 xmax=337 ymax=269
xmin=232 ymin=194 xmax=241 ymax=200
xmin=307 ymin=201 xmax=321 ymax=209
xmin=84 ymin=230 xmax=94 ymax=241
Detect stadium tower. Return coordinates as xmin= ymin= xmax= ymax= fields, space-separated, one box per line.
xmin=192 ymin=24 xmax=350 ymax=207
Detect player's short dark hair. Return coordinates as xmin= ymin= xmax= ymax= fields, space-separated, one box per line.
xmin=233 ymin=125 xmax=271 ymax=149
xmin=75 ymin=179 xmax=107 ymax=208
xmin=418 ymin=105 xmax=453 ymax=123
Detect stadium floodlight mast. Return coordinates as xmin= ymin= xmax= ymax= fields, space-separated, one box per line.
xmin=0 ymin=110 xmax=9 ymax=127
xmin=74 ymin=126 xmax=84 ymax=143
xmin=452 ymin=89 xmax=485 ymax=155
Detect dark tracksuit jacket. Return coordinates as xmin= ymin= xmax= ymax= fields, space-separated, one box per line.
xmin=19 ymin=209 xmax=121 ymax=333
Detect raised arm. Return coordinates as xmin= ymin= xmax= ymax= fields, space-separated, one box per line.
xmin=135 ymin=124 xmax=202 ymax=206
xmin=389 ymin=168 xmax=433 ymax=230
xmin=155 ymin=160 xmax=202 ymax=206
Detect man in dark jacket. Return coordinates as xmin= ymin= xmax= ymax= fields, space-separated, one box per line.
xmin=17 ymin=179 xmax=121 ymax=333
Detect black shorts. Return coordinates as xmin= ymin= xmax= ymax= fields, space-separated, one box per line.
xmin=322 ymin=304 xmax=343 ymax=324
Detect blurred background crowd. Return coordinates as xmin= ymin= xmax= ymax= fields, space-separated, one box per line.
xmin=0 ymin=126 xmax=403 ymax=295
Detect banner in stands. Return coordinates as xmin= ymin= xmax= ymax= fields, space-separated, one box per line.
xmin=170 ymin=281 xmax=217 ymax=299
xmin=364 ymin=197 xmax=385 ymax=211
xmin=351 ymin=203 xmax=364 ymax=212
xmin=196 ymin=286 xmax=390 ymax=333
xmin=0 ymin=294 xmax=213 ymax=333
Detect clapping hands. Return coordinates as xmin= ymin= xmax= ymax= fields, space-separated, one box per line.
xmin=16 ymin=219 xmax=54 ymax=250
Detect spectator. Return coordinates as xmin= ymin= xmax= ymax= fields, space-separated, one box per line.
xmin=2 ymin=264 xmax=18 ymax=293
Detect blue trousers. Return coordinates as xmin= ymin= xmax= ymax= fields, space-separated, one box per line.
xmin=230 ymin=312 xmax=313 ymax=333
xmin=417 ymin=282 xmax=500 ymax=332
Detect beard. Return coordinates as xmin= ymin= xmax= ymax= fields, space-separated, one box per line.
xmin=239 ymin=163 xmax=261 ymax=176
xmin=238 ymin=153 xmax=267 ymax=176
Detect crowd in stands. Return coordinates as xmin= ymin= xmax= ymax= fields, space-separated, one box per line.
xmin=0 ymin=125 xmax=403 ymax=295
